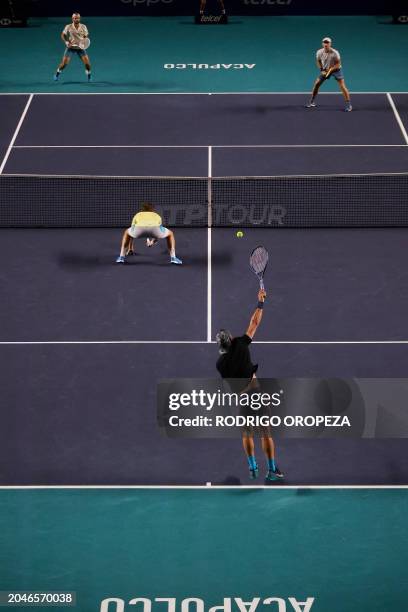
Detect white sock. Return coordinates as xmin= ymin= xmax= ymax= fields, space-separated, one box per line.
xmin=170 ymin=249 xmax=176 ymax=258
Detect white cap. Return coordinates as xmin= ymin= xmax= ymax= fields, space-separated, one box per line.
xmin=322 ymin=37 xmax=332 ymax=43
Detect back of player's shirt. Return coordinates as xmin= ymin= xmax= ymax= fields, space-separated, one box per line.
xmin=131 ymin=211 xmax=162 ymax=227
xmin=216 ymin=335 xmax=258 ymax=382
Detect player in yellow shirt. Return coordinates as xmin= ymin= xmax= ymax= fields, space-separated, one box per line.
xmin=116 ymin=203 xmax=182 ymax=265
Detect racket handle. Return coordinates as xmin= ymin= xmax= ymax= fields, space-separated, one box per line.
xmin=260 ymin=279 xmax=265 ymax=291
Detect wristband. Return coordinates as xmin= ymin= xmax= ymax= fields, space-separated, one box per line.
xmin=257 ymin=302 xmax=264 ymax=309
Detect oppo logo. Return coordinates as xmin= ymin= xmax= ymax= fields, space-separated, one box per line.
xmin=0 ymin=18 xmax=12 ymax=25
xmin=121 ymin=0 xmax=173 ymax=5
xmin=397 ymin=15 xmax=408 ymax=23
xmin=243 ymin=0 xmax=292 ymax=5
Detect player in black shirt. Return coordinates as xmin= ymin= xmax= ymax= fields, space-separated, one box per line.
xmin=216 ymin=289 xmax=283 ymax=481
xmin=200 ymin=0 xmax=226 ymax=15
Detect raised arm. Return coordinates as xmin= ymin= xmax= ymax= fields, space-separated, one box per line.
xmin=246 ymin=289 xmax=267 ymax=339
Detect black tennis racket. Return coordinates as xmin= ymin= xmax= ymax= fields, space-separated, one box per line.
xmin=250 ymin=246 xmax=269 ymax=290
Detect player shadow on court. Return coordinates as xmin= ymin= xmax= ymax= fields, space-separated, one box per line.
xmin=226 ymin=101 xmax=388 ymax=113
xmin=57 ymin=81 xmax=170 ymax=89
xmin=58 ymin=81 xmax=113 ymax=87
xmin=216 ymin=475 xmax=242 ymax=485
xmin=188 ymin=251 xmax=233 ymax=266
xmin=226 ymin=104 xmax=338 ymax=114
xmin=179 ymin=20 xmax=244 ymax=25
xmin=57 ymin=250 xmax=232 ymax=268
xmin=57 ymin=252 xmax=173 ymax=268
xmin=214 ymin=475 xmax=287 ymax=488
xmin=57 ymin=252 xmax=108 ymax=268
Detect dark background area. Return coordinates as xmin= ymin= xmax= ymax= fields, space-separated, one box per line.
xmin=0 ymin=0 xmax=403 ymax=17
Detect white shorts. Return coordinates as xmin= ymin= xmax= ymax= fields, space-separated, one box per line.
xmin=127 ymin=225 xmax=171 ymax=239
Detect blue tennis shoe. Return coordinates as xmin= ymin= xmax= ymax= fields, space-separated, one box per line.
xmin=265 ymin=466 xmax=284 ymax=481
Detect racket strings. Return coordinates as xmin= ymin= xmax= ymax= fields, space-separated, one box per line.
xmin=250 ymin=247 xmax=268 ymax=274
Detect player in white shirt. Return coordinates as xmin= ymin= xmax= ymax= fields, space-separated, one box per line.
xmin=54 ymin=13 xmax=92 ymax=82
xmin=306 ymin=37 xmax=352 ymax=112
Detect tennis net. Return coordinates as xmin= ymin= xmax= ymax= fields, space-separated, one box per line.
xmin=1 ymin=172 xmax=408 ymax=228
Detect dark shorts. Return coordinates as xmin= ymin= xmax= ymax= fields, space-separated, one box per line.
xmin=239 ymin=379 xmax=274 ymax=438
xmin=64 ymin=47 xmax=87 ymax=58
xmin=318 ymin=69 xmax=344 ymax=82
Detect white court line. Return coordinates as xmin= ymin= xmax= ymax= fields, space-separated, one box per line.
xmin=3 ymin=171 xmax=407 ymax=179
xmin=387 ymin=93 xmax=408 ymax=145
xmin=2 ymin=172 xmax=206 ymax=179
xmin=12 ymin=144 xmax=408 ymax=149
xmin=2 ymin=340 xmax=408 ymax=345
xmin=207 ymin=146 xmax=212 ymax=343
xmin=0 ymin=91 xmax=407 ymax=96
xmin=0 ymin=94 xmax=33 ymax=174
xmin=13 ymin=145 xmax=209 ymax=149
xmin=0 ymin=485 xmax=407 ymax=490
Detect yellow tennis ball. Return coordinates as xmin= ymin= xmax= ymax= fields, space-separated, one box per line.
xmin=236 ymin=231 xmax=244 ymax=238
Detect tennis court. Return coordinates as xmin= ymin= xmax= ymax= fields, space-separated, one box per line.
xmin=1 ymin=5 xmax=408 ymax=610
xmin=1 ymin=92 xmax=408 ymax=486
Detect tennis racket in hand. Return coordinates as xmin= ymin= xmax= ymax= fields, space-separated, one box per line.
xmin=250 ymin=246 xmax=269 ymax=290
xmin=78 ymin=37 xmax=91 ymax=50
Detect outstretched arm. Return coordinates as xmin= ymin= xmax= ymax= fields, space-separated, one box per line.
xmin=246 ymin=289 xmax=266 ymax=339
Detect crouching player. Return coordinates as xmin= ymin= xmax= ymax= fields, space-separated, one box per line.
xmin=116 ymin=203 xmax=182 ymax=265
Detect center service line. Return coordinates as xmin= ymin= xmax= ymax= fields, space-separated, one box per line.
xmin=207 ymin=145 xmax=212 ymax=343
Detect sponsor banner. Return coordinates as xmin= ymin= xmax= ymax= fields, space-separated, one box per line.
xmin=195 ymin=13 xmax=229 ymax=24
xmin=99 ymin=597 xmax=316 ymax=612
xmin=29 ymin=0 xmax=390 ymax=17
xmin=163 ymin=63 xmax=256 ymax=70
xmin=158 ymin=378 xmax=408 ymax=438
